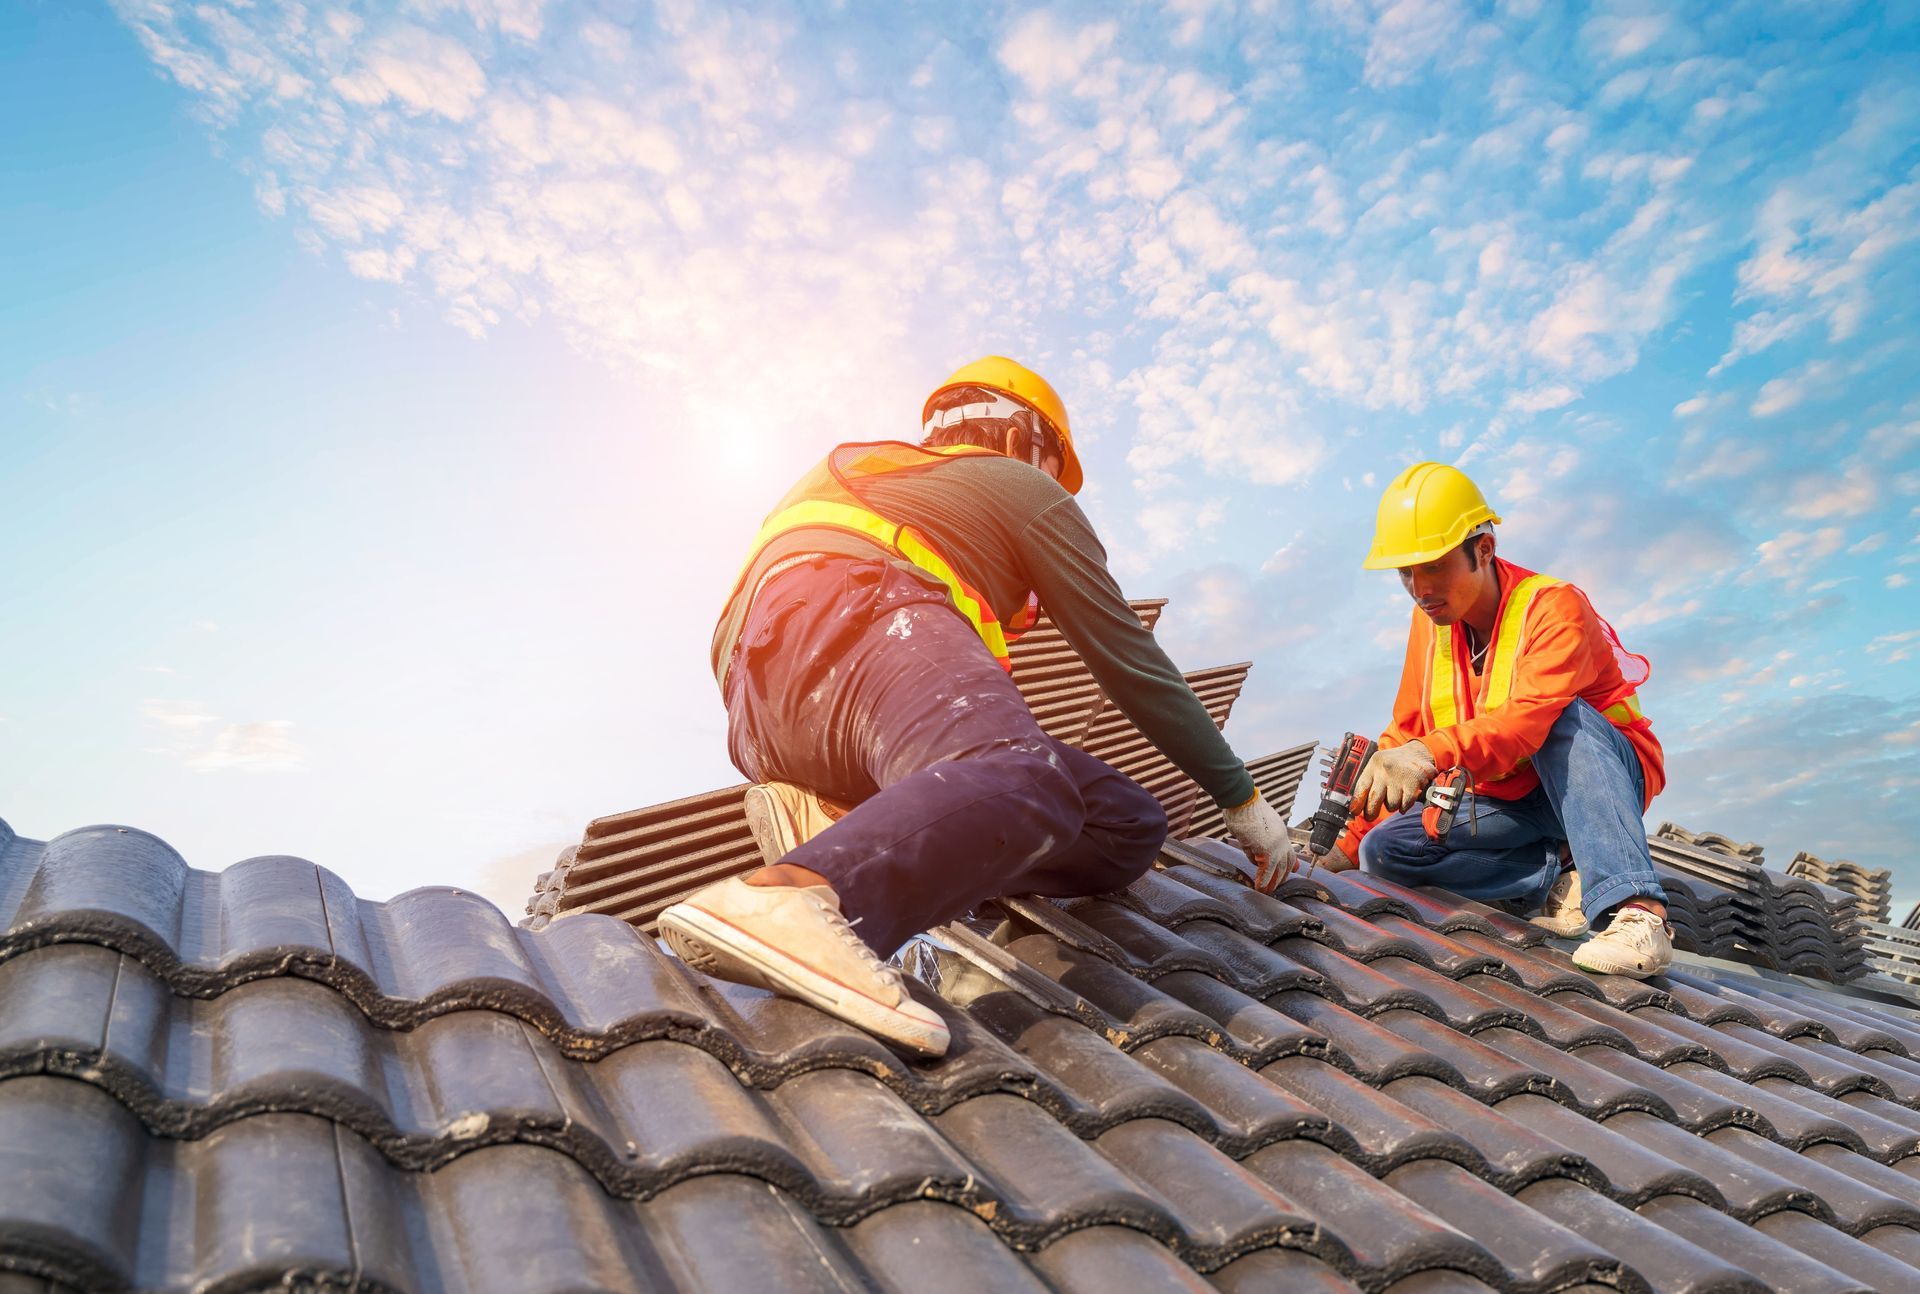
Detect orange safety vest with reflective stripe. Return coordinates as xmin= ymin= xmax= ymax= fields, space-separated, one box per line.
xmin=722 ymin=441 xmax=1040 ymax=674
xmin=1422 ymin=566 xmax=1652 ymax=790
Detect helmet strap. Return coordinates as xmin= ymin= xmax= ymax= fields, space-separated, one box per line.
xmin=1004 ymin=410 xmax=1046 ymax=469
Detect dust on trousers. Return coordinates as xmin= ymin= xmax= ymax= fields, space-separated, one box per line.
xmin=724 ymin=556 xmax=1166 ymax=955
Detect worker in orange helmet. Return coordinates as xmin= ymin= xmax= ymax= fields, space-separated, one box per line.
xmin=1335 ymin=463 xmax=1674 ymax=979
xmin=659 ymin=357 xmax=1295 ymax=1057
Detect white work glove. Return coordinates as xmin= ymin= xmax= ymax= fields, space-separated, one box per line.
xmin=1353 ymin=740 xmax=1437 ymax=819
xmin=1221 ymin=789 xmax=1296 ymax=893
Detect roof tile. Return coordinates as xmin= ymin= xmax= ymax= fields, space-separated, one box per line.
xmin=8 ymin=804 xmax=1920 ymax=1290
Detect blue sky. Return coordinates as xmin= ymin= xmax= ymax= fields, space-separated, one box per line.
xmin=4 ymin=0 xmax=1917 ymax=919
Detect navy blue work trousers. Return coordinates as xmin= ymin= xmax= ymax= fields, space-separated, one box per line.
xmin=724 ymin=557 xmax=1167 ymax=955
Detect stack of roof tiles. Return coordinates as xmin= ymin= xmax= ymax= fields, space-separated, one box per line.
xmin=1650 ymin=825 xmax=1871 ymax=983
xmin=1788 ymin=853 xmax=1895 ymax=924
xmin=13 ymin=813 xmax=1920 ymax=1291
xmin=526 ymin=599 xmax=1306 ymax=936
xmin=1654 ymin=825 xmax=1766 ymax=867
xmin=1643 ymin=825 xmax=1866 ymax=979
xmin=1856 ymin=919 xmax=1920 ymax=989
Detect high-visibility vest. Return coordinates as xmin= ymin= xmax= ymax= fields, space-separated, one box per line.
xmin=724 ymin=441 xmax=1039 ymax=672
xmin=1424 ymin=568 xmax=1650 ymax=783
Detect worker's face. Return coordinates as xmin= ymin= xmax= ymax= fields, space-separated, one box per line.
xmin=1398 ymin=537 xmax=1493 ymax=626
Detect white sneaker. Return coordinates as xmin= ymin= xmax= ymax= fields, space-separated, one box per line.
xmin=1572 ymin=906 xmax=1673 ymax=979
xmin=1529 ymin=868 xmax=1589 ymax=938
xmin=659 ymin=876 xmax=951 ymax=1057
xmin=742 ymin=781 xmax=846 ymax=865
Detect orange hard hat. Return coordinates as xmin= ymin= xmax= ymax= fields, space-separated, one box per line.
xmin=923 ymin=356 xmax=1082 ymax=493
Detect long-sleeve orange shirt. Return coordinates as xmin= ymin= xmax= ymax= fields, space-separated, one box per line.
xmin=1338 ymin=558 xmax=1664 ymax=860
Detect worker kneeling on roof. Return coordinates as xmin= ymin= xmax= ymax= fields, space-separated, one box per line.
xmin=658 ymin=357 xmax=1295 ymax=1057
xmin=1334 ymin=463 xmax=1675 ymax=980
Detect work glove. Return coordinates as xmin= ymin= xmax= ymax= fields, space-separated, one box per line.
xmin=1222 ymin=789 xmax=1295 ymax=893
xmin=1353 ymin=740 xmax=1437 ymax=819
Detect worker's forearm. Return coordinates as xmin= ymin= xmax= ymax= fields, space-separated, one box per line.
xmin=1099 ymin=668 xmax=1257 ymax=806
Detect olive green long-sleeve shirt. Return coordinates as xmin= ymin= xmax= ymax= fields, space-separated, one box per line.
xmin=712 ymin=449 xmax=1255 ymax=808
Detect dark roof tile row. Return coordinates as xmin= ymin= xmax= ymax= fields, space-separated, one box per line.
xmin=8 ymin=810 xmax=1920 ymax=1291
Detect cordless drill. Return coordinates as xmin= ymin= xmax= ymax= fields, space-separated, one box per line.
xmin=1305 ymin=733 xmax=1473 ymax=864
xmin=1305 ymin=733 xmax=1375 ymax=862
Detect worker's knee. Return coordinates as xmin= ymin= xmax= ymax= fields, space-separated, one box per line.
xmin=1107 ymin=776 xmax=1168 ymax=849
xmin=1543 ymin=698 xmax=1607 ymax=746
xmin=1358 ymin=811 xmax=1435 ymax=873
xmin=1537 ymin=697 xmax=1642 ymax=798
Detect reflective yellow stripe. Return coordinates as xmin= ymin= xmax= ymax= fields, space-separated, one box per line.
xmin=1430 ymin=623 xmax=1459 ymax=729
xmin=894 ymin=526 xmax=1009 ymax=659
xmin=1603 ymin=694 xmax=1643 ymax=724
xmin=1483 ymin=574 xmax=1562 ymax=710
xmin=748 ymin=499 xmax=1009 ymax=661
xmin=1422 ymin=571 xmax=1646 ymax=783
xmin=1426 ymin=573 xmax=1562 ymax=724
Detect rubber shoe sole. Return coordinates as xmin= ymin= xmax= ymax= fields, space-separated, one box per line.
xmin=1530 ymin=910 xmax=1590 ymax=938
xmin=1528 ymin=867 xmax=1589 ymax=939
xmin=742 ymin=784 xmax=799 ymax=866
xmin=658 ymin=901 xmax=951 ymax=1057
xmin=1571 ymin=927 xmax=1673 ymax=980
xmin=742 ymin=782 xmax=846 ymax=866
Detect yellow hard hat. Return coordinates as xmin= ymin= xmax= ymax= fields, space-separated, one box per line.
xmin=924 ymin=356 xmax=1083 ymax=494
xmin=1363 ymin=462 xmax=1502 ymax=569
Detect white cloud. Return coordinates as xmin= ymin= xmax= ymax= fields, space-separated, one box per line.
xmin=1751 ymin=526 xmax=1847 ymax=589
xmin=1731 ymin=95 xmax=1920 ymax=352
xmin=1750 ymin=374 xmax=1805 ymax=417
xmin=1680 ymin=439 xmax=1770 ymax=483
xmin=579 ymin=20 xmax=630 ymax=61
xmin=1786 ymin=465 xmax=1879 ymax=521
xmin=1868 ymin=630 xmax=1920 ymax=665
xmin=997 ymin=13 xmax=1116 ymax=93
xmin=1137 ymin=497 xmax=1226 ymax=558
xmin=409 ymin=0 xmax=551 ymax=41
xmin=187 ymin=722 xmax=307 ymax=774
xmin=1503 ymin=383 xmax=1578 ymax=413
xmin=1586 ymin=14 xmax=1669 ymax=60
xmin=835 ymin=99 xmax=892 ymax=157
xmin=331 ymin=27 xmax=488 ymax=120
xmin=1712 ymin=307 xmax=1813 ymax=372
xmin=1360 ymin=0 xmax=1475 ymax=89
xmin=141 ymin=701 xmax=306 ymax=773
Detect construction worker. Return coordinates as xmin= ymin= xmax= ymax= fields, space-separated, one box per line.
xmin=659 ymin=357 xmax=1295 ymax=1056
xmin=1331 ymin=463 xmax=1674 ymax=979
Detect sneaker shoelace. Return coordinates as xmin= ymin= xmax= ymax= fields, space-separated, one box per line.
xmin=829 ymin=912 xmax=905 ymax=991
xmin=1615 ymin=908 xmax=1673 ymax=938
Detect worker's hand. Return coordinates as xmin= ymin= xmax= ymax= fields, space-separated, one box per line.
xmin=1222 ymin=789 xmax=1294 ymax=893
xmin=1317 ymin=844 xmax=1357 ymax=873
xmin=1354 ymin=741 xmax=1437 ymax=819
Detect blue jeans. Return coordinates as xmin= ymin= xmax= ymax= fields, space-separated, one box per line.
xmin=1358 ymin=699 xmax=1664 ymax=920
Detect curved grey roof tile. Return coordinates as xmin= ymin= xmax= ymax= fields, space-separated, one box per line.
xmin=6 ymin=813 xmax=1920 ymax=1293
